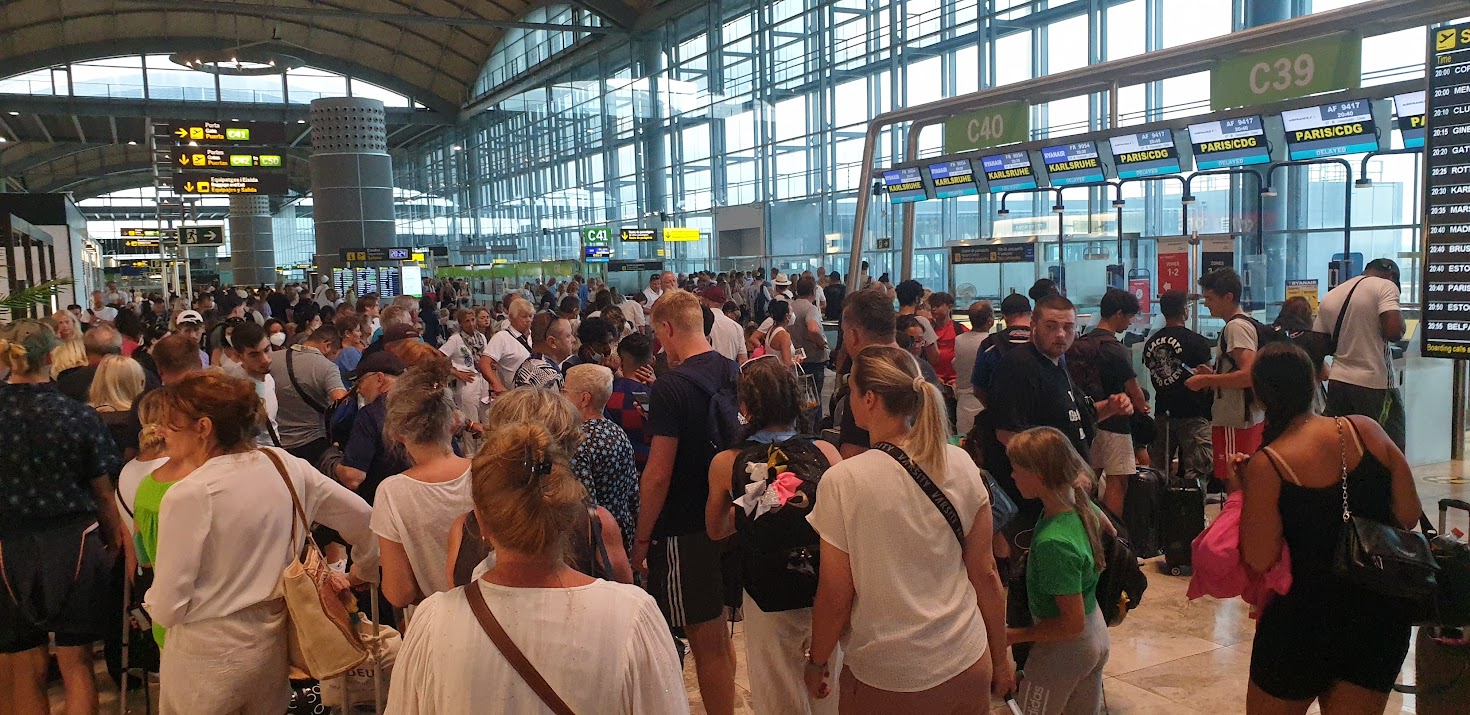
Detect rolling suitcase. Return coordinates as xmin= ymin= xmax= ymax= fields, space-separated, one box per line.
xmin=1159 ymin=473 xmax=1206 ymax=576
xmin=1396 ymin=498 xmax=1470 ymax=714
xmin=1120 ymin=468 xmax=1164 ymax=559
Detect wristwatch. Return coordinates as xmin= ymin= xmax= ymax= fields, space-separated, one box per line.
xmin=803 ymin=649 xmax=828 ymax=672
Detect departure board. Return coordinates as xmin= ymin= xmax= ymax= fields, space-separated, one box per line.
xmin=1041 ymin=141 xmax=1107 ymax=186
xmin=882 ymin=167 xmax=929 ymax=203
xmin=1109 ymin=130 xmax=1186 ymax=179
xmin=979 ymin=151 xmax=1038 ymax=193
xmin=1281 ymin=99 xmax=1380 ymax=160
xmin=1395 ymin=91 xmax=1426 ymax=149
xmin=1422 ymin=24 xmax=1470 ymax=358
xmin=926 ymin=160 xmax=980 ymax=198
xmin=1188 ymin=116 xmax=1272 ymax=170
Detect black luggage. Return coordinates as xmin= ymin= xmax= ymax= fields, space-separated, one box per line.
xmin=1160 ymin=472 xmax=1206 ymax=576
xmin=1120 ymin=468 xmax=1164 ymax=559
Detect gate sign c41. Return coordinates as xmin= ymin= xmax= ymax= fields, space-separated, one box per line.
xmin=582 ymin=227 xmax=612 ymax=244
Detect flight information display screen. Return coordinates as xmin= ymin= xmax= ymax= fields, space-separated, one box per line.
xmin=1109 ymin=130 xmax=1184 ymax=179
xmin=1395 ymin=91 xmax=1426 ymax=149
xmin=1041 ymin=141 xmax=1106 ymax=186
xmin=925 ymin=160 xmax=979 ymax=198
xmin=1281 ymin=99 xmax=1380 ymax=160
xmin=1189 ymin=115 xmax=1272 ymax=170
xmin=882 ymin=167 xmax=929 ymax=203
xmin=979 ymin=151 xmax=1038 ymax=193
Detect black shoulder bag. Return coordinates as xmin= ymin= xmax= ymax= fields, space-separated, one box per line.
xmin=285 ymin=346 xmax=328 ymax=415
xmin=873 ymin=442 xmax=965 ymax=545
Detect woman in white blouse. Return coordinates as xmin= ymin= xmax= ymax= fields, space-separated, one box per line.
xmin=387 ymin=421 xmax=687 ymax=714
xmin=143 ymin=370 xmax=378 ymax=715
xmin=805 ymin=345 xmax=1014 ymax=713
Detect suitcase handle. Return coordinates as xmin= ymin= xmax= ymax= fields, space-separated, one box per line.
xmin=1439 ymin=498 xmax=1470 ymax=534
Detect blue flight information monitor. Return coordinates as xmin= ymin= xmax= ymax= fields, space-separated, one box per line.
xmin=1394 ymin=92 xmax=1425 ymax=149
xmin=926 ymin=160 xmax=979 ymax=198
xmin=1281 ymin=99 xmax=1380 ymax=160
xmin=980 ymin=151 xmax=1038 ymax=193
xmin=1189 ymin=116 xmax=1272 ymax=170
xmin=883 ymin=167 xmax=929 ymax=203
xmin=1109 ymin=130 xmax=1184 ymax=179
xmin=1041 ymin=141 xmax=1106 ymax=186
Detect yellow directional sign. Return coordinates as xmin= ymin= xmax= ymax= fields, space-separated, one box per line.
xmin=158 ymin=121 xmax=287 ymax=146
xmin=177 ymin=149 xmax=283 ymax=169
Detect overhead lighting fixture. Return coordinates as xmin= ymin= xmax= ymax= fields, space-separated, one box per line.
xmin=127 ymin=140 xmax=137 ymax=146
xmin=451 ymin=145 xmax=463 ymax=152
xmin=1354 ymin=178 xmax=1373 ymax=189
xmin=1111 ymin=198 xmax=1126 ymax=208
xmin=1180 ymin=194 xmax=1197 ymax=205
xmin=170 ymin=43 xmax=303 ymax=76
xmin=1260 ymin=187 xmax=1278 ymax=197
xmin=0 ymin=137 xmax=6 ymax=143
xmin=7 ymin=111 xmax=17 ymax=116
xmin=1052 ymin=204 xmax=1066 ymax=214
xmin=996 ymin=208 xmax=1010 ymax=216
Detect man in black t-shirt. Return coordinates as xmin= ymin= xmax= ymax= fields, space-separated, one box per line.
xmin=983 ymin=294 xmax=1131 ymax=535
xmin=835 ymin=289 xmax=941 ymax=458
xmin=1068 ymin=288 xmax=1150 ymax=515
xmin=1142 ymin=290 xmax=1214 ymax=478
xmin=634 ymin=289 xmax=739 ymax=715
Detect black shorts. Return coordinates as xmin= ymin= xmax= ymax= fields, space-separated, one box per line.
xmin=646 ymin=532 xmax=737 ymax=628
xmin=0 ymin=518 xmax=116 ymax=654
xmin=1249 ymin=583 xmax=1412 ymax=700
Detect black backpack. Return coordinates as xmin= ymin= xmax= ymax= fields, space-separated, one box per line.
xmin=1064 ymin=330 xmax=1111 ymax=402
xmin=730 ymin=436 xmax=831 ymax=612
xmin=1097 ymin=523 xmax=1149 ymax=626
xmin=1219 ymin=314 xmax=1291 ymax=422
xmin=753 ymin=282 xmax=771 ymax=324
xmin=672 ymin=357 xmax=743 ymax=453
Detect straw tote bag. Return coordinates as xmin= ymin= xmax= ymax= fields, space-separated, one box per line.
xmin=261 ymin=448 xmax=368 ymax=680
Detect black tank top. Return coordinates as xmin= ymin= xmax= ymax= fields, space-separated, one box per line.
xmin=1263 ymin=418 xmax=1397 ymax=588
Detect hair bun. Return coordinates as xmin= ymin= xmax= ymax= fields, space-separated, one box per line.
xmin=912 ymin=376 xmax=926 ymax=393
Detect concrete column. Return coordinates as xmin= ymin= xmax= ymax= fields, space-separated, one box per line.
xmin=309 ymin=97 xmax=395 ymax=274
xmin=228 ymin=194 xmax=274 ymax=286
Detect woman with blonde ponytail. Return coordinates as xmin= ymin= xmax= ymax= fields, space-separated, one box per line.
xmin=805 ymin=345 xmax=1014 ymax=713
xmin=386 ymin=420 xmax=686 ymax=714
xmin=1004 ymin=426 xmax=1114 ymax=715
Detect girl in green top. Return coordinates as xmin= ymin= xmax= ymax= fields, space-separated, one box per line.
xmin=1005 ymin=426 xmax=1112 ymax=715
xmin=124 ymin=394 xmax=189 ymax=648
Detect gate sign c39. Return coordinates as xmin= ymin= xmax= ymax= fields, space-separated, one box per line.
xmin=1211 ymin=34 xmax=1361 ymax=110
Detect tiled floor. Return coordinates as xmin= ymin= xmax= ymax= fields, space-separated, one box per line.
xmin=682 ymin=459 xmax=1470 ymax=715
xmin=59 ymin=461 xmax=1470 ymax=714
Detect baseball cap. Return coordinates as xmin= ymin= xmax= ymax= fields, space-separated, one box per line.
xmin=173 ymin=310 xmax=204 ymax=326
xmin=348 ymin=351 xmax=407 ymax=380
xmin=381 ymin=323 xmax=422 ymax=344
xmin=1000 ymin=293 xmax=1032 ymax=316
xmin=1365 ymin=258 xmax=1400 ymax=286
xmin=702 ymin=285 xmax=728 ymax=304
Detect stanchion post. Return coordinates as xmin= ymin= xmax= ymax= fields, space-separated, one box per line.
xmin=1453 ymin=360 xmax=1467 ymax=462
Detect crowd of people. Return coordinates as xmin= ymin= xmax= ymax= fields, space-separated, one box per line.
xmin=0 ymin=256 xmax=1422 ymax=715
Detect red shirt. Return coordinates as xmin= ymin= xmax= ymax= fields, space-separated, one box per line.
xmin=932 ymin=319 xmax=965 ymax=383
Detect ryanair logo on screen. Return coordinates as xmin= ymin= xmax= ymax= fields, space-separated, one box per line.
xmin=1290 ymin=122 xmax=1371 ymax=143
xmin=1045 ymin=158 xmax=1100 ymax=173
xmin=986 ymin=166 xmax=1032 ymax=181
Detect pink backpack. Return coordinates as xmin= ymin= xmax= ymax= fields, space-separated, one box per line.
xmin=1187 ymin=492 xmax=1293 ymax=617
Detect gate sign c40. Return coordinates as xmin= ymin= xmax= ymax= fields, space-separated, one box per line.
xmin=581 ymin=226 xmax=612 ymax=244
xmin=1211 ymin=34 xmax=1361 ymax=110
xmin=943 ymin=102 xmax=1031 ymax=154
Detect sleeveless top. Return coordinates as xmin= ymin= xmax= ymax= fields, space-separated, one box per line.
xmin=451 ymin=508 xmax=612 ymax=588
xmin=1262 ymin=418 xmax=1396 ymax=589
xmin=134 ymin=473 xmax=177 ymax=647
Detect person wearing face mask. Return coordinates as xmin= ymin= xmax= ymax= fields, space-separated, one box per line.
xmin=569 ymin=316 xmax=619 ymax=369
xmin=264 ymin=319 xmax=287 ymax=350
xmin=221 ymin=320 xmax=279 ymax=447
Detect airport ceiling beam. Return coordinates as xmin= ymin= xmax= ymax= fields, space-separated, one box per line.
xmin=116 ymin=0 xmax=627 ymax=34
xmin=0 ymin=95 xmax=451 ymax=128
xmin=567 ymin=0 xmax=641 ymax=30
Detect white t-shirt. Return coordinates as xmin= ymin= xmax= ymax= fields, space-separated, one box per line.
xmin=1213 ymin=317 xmax=1265 ymax=428
xmin=642 ymin=287 xmax=662 ymax=307
xmin=1312 ymin=275 xmax=1400 ymax=390
xmin=953 ymin=330 xmax=988 ymax=432
xmin=83 ymin=305 xmax=118 ymax=324
xmin=807 ymin=445 xmax=990 ymax=692
xmin=370 ymin=469 xmax=473 ymax=599
xmin=621 ymin=300 xmax=646 ymax=331
xmin=222 ymin=363 xmax=279 ymax=446
xmin=116 ymin=457 xmax=170 ymax=535
xmin=708 ymin=310 xmax=746 ymax=362
xmin=385 ymin=579 xmax=688 ymax=715
xmin=482 ymin=327 xmax=532 ymax=387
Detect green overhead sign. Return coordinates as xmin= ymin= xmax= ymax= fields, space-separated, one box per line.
xmin=581 ymin=226 xmax=612 ymax=244
xmin=1211 ymin=34 xmax=1361 ymax=110
xmin=943 ymin=102 xmax=1031 ymax=153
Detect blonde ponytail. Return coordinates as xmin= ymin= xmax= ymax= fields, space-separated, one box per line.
xmin=1007 ymin=427 xmax=1105 ymax=572
xmin=851 ymin=345 xmax=952 ymax=477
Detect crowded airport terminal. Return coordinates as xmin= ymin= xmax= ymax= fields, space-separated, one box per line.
xmin=3 ymin=0 xmax=1470 ymax=713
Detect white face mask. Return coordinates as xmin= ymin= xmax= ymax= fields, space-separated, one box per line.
xmin=269 ymin=333 xmax=286 ymax=347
